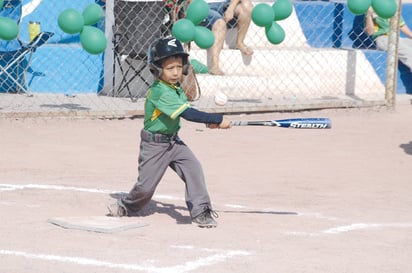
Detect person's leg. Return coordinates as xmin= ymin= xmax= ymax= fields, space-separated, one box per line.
xmin=375 ymin=35 xmax=388 ymax=51
xmin=397 ymin=38 xmax=412 ymax=72
xmin=234 ymin=0 xmax=253 ymax=55
xmin=120 ymin=135 xmax=173 ymax=214
xmin=209 ymin=19 xmax=227 ymax=75
xmin=376 ymin=36 xmax=412 ymax=72
xmin=201 ymin=3 xmax=227 ymax=75
xmin=168 ymin=141 xmax=212 ymax=218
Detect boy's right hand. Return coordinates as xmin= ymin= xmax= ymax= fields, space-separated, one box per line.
xmin=218 ymin=118 xmax=232 ymax=129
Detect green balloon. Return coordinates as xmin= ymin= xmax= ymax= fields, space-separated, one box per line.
xmin=252 ymin=3 xmax=275 ymax=27
xmin=80 ymin=26 xmax=107 ymax=54
xmin=272 ymin=0 xmax=293 ymax=21
xmin=372 ymin=0 xmax=397 ymax=19
xmin=58 ymin=8 xmax=84 ymax=34
xmin=0 ymin=17 xmax=19 ymax=41
xmin=265 ymin=22 xmax=285 ymax=44
xmin=186 ymin=0 xmax=209 ymax=25
xmin=190 ymin=59 xmax=208 ymax=74
xmin=82 ymin=3 xmax=104 ymax=26
xmin=194 ymin=26 xmax=214 ymax=49
xmin=172 ymin=18 xmax=196 ymax=43
xmin=347 ymin=0 xmax=371 ymax=15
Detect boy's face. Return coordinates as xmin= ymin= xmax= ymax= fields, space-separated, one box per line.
xmin=160 ymin=56 xmax=183 ymax=84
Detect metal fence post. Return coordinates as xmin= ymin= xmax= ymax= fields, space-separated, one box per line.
xmin=385 ymin=0 xmax=402 ymax=108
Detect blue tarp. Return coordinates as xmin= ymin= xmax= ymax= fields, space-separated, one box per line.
xmin=1 ymin=0 xmax=104 ymax=93
xmin=0 ymin=0 xmax=25 ymax=92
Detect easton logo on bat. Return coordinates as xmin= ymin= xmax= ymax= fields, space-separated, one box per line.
xmin=289 ymin=122 xmax=329 ymax=129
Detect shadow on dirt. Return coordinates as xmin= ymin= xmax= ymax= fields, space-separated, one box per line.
xmin=218 ymin=210 xmax=298 ymax=215
xmin=108 ymin=192 xmax=297 ymax=224
xmin=109 ymin=192 xmax=191 ymax=224
xmin=399 ymin=141 xmax=412 ymax=156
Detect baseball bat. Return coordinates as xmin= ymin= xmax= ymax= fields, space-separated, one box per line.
xmin=231 ymin=118 xmax=331 ymax=129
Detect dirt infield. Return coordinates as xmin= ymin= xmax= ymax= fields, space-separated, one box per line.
xmin=1 ymin=96 xmax=412 ymax=273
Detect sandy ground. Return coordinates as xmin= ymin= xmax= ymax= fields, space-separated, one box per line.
xmin=1 ymin=96 xmax=412 ymax=273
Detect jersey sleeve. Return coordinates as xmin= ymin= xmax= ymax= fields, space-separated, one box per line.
xmin=400 ymin=16 xmax=406 ymax=28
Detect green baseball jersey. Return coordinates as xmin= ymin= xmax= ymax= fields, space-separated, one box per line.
xmin=144 ymin=80 xmax=190 ymax=134
xmin=370 ymin=15 xmax=406 ymax=39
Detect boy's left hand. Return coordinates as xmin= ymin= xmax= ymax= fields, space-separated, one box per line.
xmin=207 ymin=123 xmax=219 ymax=129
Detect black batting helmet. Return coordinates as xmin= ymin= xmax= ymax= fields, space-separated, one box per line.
xmin=148 ymin=37 xmax=189 ymax=77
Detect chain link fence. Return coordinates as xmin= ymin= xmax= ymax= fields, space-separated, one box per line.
xmin=0 ymin=0 xmax=405 ymax=118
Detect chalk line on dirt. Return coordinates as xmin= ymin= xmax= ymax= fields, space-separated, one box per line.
xmin=323 ymin=223 xmax=412 ymax=234
xmin=0 ymin=248 xmax=250 ymax=273
xmin=286 ymin=222 xmax=412 ymax=237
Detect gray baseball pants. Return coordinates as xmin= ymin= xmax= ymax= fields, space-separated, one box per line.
xmin=120 ymin=129 xmax=212 ymax=218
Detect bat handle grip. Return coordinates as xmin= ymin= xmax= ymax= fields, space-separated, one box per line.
xmin=231 ymin=121 xmax=250 ymax=126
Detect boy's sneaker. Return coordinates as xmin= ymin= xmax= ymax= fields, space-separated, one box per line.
xmin=107 ymin=200 xmax=127 ymax=217
xmin=192 ymin=207 xmax=218 ymax=228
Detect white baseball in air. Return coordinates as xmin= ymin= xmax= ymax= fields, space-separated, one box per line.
xmin=214 ymin=91 xmax=228 ymax=106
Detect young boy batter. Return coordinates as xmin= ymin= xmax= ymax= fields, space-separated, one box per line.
xmin=107 ymin=37 xmax=231 ymax=228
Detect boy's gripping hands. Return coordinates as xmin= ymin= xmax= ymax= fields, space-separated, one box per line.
xmin=207 ymin=117 xmax=232 ymax=129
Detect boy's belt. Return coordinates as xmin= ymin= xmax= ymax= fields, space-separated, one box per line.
xmin=141 ymin=130 xmax=178 ymax=143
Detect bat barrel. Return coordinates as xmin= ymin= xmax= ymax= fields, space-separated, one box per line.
xmin=276 ymin=118 xmax=331 ymax=129
xmin=230 ymin=118 xmax=331 ymax=128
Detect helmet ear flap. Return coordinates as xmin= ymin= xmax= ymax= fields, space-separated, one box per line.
xmin=182 ymin=56 xmax=189 ymax=75
xmin=149 ymin=63 xmax=162 ymax=78
xmin=183 ymin=64 xmax=189 ymax=75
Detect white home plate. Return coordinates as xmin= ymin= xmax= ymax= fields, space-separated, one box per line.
xmin=48 ymin=216 xmax=149 ymax=233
